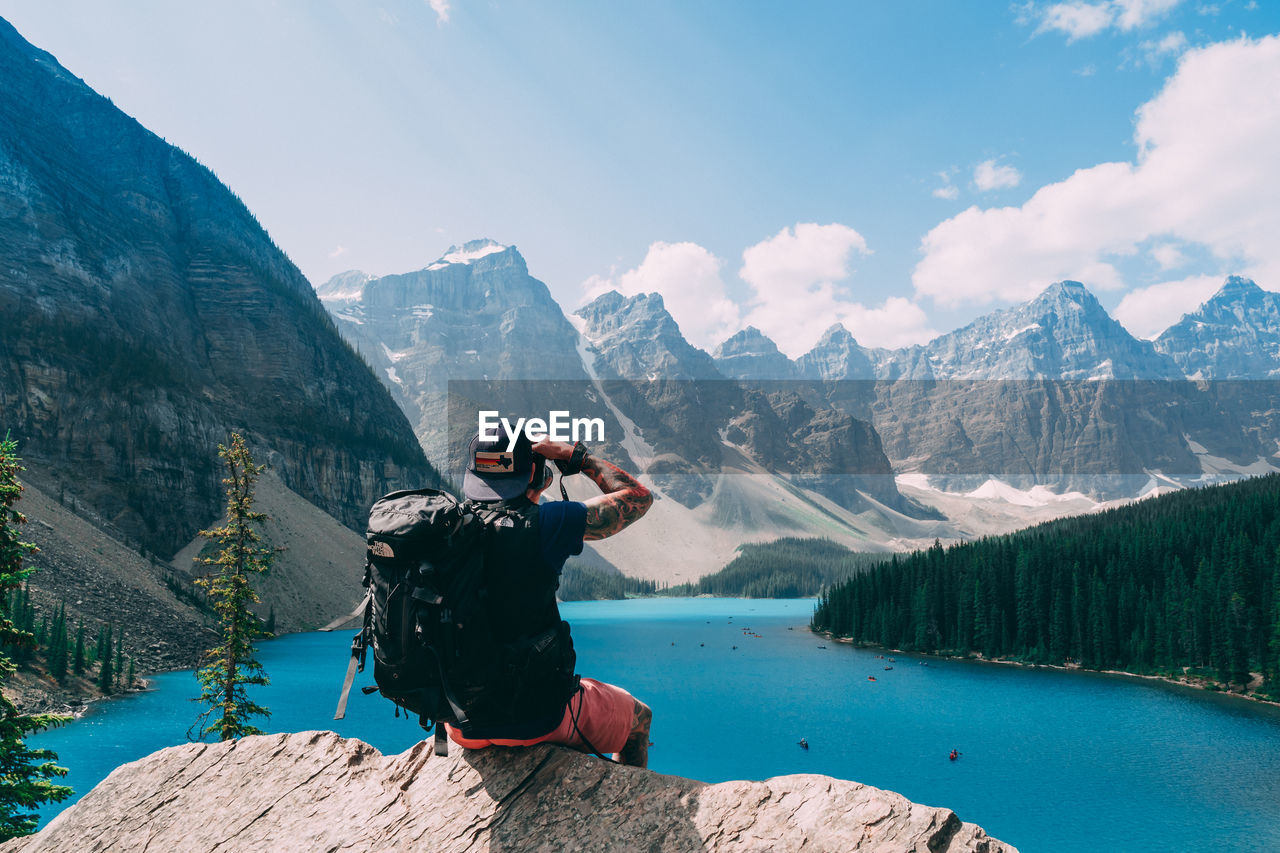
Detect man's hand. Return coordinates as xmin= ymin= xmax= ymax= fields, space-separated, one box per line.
xmin=533 ymin=439 xmax=652 ymax=540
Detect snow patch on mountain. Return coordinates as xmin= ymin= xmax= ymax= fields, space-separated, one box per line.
xmin=1184 ymin=435 xmax=1278 ymax=478
xmin=380 ymin=343 xmax=409 ymax=363
xmin=569 ymin=315 xmax=656 ymax=471
xmin=1003 ymin=323 xmax=1041 ymax=342
xmin=425 ymin=240 xmax=508 ymax=270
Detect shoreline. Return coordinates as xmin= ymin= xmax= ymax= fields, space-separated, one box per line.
xmin=813 ymin=628 xmax=1280 ymax=710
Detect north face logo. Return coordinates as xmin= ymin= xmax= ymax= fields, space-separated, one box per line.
xmin=370 ymin=541 xmax=395 ymax=558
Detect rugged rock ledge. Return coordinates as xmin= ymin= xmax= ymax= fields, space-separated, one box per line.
xmin=2 ymin=731 xmax=1016 ymax=852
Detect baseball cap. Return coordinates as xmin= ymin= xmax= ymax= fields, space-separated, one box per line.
xmin=462 ymin=425 xmax=535 ymax=501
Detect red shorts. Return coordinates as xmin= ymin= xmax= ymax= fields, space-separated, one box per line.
xmin=446 ymin=678 xmax=636 ymax=755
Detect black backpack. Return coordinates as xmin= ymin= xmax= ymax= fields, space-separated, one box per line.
xmin=331 ymin=488 xmax=578 ymax=755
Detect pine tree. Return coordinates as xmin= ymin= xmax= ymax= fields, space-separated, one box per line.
xmin=47 ymin=603 xmax=67 ymax=682
xmin=264 ymin=606 xmax=275 ymax=637
xmin=126 ymin=657 xmax=135 ymax=690
xmin=114 ymin=626 xmax=124 ymax=689
xmin=0 ymin=435 xmax=71 ymax=839
xmin=72 ymin=622 xmax=85 ymax=677
xmin=97 ymin=629 xmax=113 ymax=695
xmin=192 ymin=434 xmax=273 ymax=741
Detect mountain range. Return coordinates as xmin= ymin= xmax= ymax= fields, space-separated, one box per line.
xmin=317 ymin=240 xmax=1280 ymax=579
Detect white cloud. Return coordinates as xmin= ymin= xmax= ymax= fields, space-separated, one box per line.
xmin=582 ymin=241 xmax=740 ymax=350
xmin=1150 ymin=242 xmax=1186 ymax=269
xmin=1112 ymin=274 xmax=1221 ymax=338
xmin=1035 ymin=0 xmax=1182 ymax=40
xmin=586 ymin=226 xmax=937 ymax=356
xmin=740 ymin=223 xmax=869 ymax=293
xmin=1113 ymin=0 xmax=1182 ymax=30
xmin=933 ymin=171 xmax=960 ymax=199
xmin=913 ymin=35 xmax=1280 ymax=308
xmin=427 ymin=0 xmax=450 ymax=24
xmin=742 ymin=284 xmax=935 ymax=355
xmin=1039 ymin=2 xmax=1115 ymax=39
xmin=1139 ymin=30 xmax=1189 ymax=65
xmin=839 ymin=298 xmax=938 ymax=351
xmin=974 ymin=159 xmax=1023 ymax=191
xmin=328 ymin=245 xmax=348 ymax=258
xmin=738 ymin=223 xmax=936 ymax=354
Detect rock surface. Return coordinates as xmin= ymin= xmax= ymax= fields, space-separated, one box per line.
xmin=1155 ymin=276 xmax=1280 ymax=379
xmin=2 ymin=731 xmax=1016 ymax=853
xmin=0 ymin=18 xmax=436 ymax=561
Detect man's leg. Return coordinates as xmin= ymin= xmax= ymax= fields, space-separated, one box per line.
xmin=616 ymin=699 xmax=652 ymax=769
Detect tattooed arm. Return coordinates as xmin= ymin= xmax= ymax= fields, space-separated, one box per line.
xmin=531 ymin=439 xmax=652 ymax=540
xmin=578 ymin=454 xmax=653 ymax=540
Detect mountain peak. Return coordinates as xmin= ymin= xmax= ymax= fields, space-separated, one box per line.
xmin=1154 ymin=275 xmax=1280 ymax=378
xmin=714 ymin=325 xmax=777 ymax=355
xmin=425 ymin=239 xmax=515 ymax=271
xmin=314 ymin=270 xmax=372 ymax=302
xmin=1216 ymin=275 xmax=1261 ymax=298
xmin=712 ymin=326 xmax=796 ymax=379
xmin=1034 ymin=280 xmax=1097 ymax=309
xmin=816 ymin=323 xmax=858 ymax=347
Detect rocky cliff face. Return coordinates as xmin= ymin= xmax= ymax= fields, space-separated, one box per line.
xmin=1155 ymin=276 xmax=1280 ymax=379
xmin=1 ymin=731 xmax=1016 ymax=853
xmin=713 ymin=326 xmax=799 ymax=380
xmin=733 ymin=280 xmax=1275 ymax=497
xmin=0 ymin=18 xmax=435 ymax=558
xmin=317 ymin=240 xmax=634 ymax=479
xmin=889 ymin=281 xmax=1181 ymax=381
xmin=574 ymin=290 xmax=916 ymax=514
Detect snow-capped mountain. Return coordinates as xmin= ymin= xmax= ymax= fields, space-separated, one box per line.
xmin=896 ymin=280 xmax=1183 ymax=380
xmin=717 ymin=277 xmax=1275 ymax=498
xmin=713 ymin=327 xmax=798 ymax=380
xmin=319 ymin=247 xmax=931 ymax=581
xmin=795 ymin=281 xmax=1182 ymax=382
xmin=319 ymin=245 xmax=1280 ymax=577
xmin=316 ymin=240 xmax=604 ymax=468
xmin=1155 ymin=276 xmax=1280 ymax=379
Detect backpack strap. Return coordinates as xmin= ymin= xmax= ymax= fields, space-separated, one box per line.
xmin=333 ymin=587 xmax=373 ymax=720
xmin=434 ymin=722 xmax=449 ymax=757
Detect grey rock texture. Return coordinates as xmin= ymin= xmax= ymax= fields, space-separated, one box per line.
xmin=576 ymin=291 xmax=916 ymax=514
xmin=745 ymin=281 xmax=1272 ymax=495
xmin=0 ymin=19 xmax=435 ymax=558
xmin=887 ymin=281 xmax=1182 ymax=381
xmin=794 ymin=325 xmax=876 ymax=381
xmin=1 ymin=731 xmax=1016 ymax=853
xmin=1155 ymin=276 xmax=1280 ymax=379
xmin=317 ymin=241 xmax=636 ymax=478
xmin=713 ymin=326 xmax=799 ymax=380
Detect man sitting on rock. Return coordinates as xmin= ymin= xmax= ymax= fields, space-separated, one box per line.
xmin=445 ymin=427 xmax=654 ymax=768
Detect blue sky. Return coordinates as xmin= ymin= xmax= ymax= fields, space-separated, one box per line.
xmin=2 ymin=1 xmax=1278 ymax=355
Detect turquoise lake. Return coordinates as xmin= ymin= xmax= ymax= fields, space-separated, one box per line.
xmin=29 ymin=598 xmax=1280 ymax=851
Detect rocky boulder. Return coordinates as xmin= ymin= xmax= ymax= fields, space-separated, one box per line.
xmin=3 ymin=731 xmax=1016 ymax=852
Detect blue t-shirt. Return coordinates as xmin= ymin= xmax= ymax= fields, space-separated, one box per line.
xmin=538 ymin=500 xmax=587 ymax=571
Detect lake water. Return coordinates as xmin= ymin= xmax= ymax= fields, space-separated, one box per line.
xmin=28 ymin=598 xmax=1280 ymax=851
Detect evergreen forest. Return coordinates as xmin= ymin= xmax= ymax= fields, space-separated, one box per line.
xmin=813 ymin=474 xmax=1280 ymax=697
xmin=663 ymin=538 xmax=888 ymax=598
